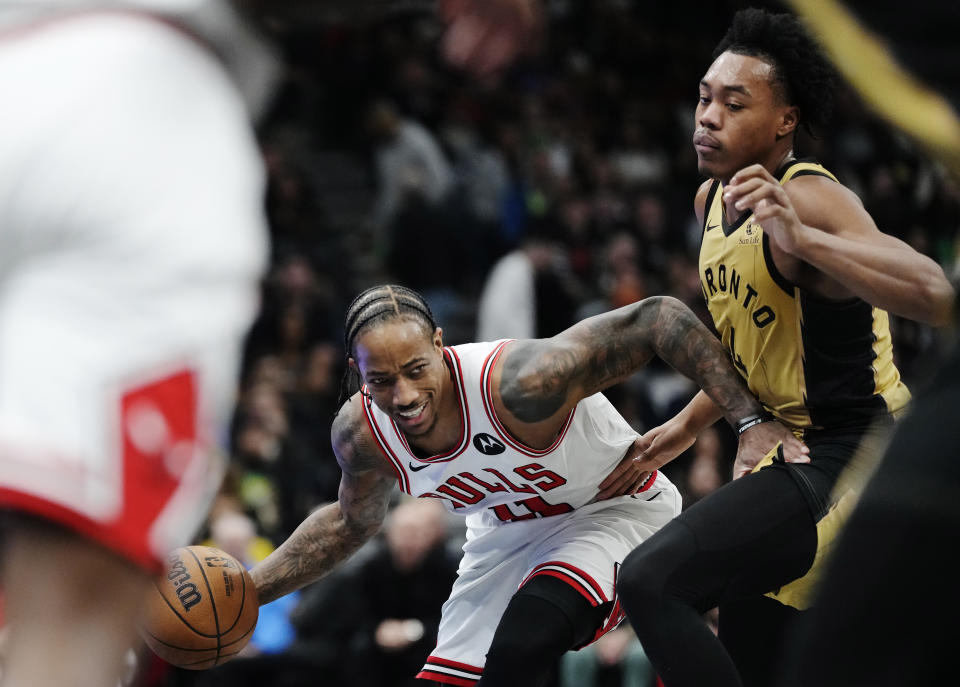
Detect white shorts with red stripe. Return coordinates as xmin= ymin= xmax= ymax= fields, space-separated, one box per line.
xmin=418 ymin=471 xmax=681 ymax=685
xmin=0 ymin=12 xmax=266 ymax=572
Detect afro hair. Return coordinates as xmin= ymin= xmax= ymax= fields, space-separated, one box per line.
xmin=714 ymin=8 xmax=837 ymax=138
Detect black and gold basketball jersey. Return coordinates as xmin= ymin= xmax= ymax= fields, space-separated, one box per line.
xmin=699 ymin=159 xmax=910 ymax=431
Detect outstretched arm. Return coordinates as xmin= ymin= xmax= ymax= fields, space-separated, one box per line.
xmin=250 ymin=400 xmax=395 ymax=605
xmin=498 ymin=295 xmax=764 ymax=427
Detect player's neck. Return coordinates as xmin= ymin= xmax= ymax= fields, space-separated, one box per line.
xmin=773 ymin=147 xmax=796 ymax=172
xmin=756 ymin=146 xmax=797 ymax=182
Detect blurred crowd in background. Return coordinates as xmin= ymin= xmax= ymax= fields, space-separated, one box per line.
xmin=150 ymin=2 xmax=960 ymax=686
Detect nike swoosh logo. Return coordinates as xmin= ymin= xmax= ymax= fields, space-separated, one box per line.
xmin=706 ymin=223 xmax=719 ymax=231
xmin=408 ymin=461 xmax=430 ymax=472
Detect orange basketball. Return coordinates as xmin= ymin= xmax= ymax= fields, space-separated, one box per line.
xmin=140 ymin=545 xmax=259 ymax=670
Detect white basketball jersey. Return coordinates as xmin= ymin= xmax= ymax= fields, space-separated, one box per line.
xmin=362 ymin=340 xmax=658 ymax=531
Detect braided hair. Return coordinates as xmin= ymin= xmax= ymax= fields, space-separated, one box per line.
xmin=713 ymin=8 xmax=837 ymax=140
xmin=337 ymin=284 xmax=438 ymax=408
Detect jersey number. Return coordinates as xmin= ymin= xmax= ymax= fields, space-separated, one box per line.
xmin=492 ymin=495 xmax=573 ymax=522
xmin=727 ymin=325 xmax=748 ymax=375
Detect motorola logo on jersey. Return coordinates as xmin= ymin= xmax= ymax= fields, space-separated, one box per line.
xmin=472 ymin=433 xmax=505 ymax=455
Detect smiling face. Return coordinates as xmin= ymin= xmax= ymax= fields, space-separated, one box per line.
xmin=694 ymin=51 xmax=798 ymax=183
xmin=350 ymin=317 xmax=451 ymax=438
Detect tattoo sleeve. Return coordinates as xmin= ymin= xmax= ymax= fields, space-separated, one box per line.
xmin=249 ymin=400 xmax=394 ymax=605
xmin=500 ymin=296 xmax=763 ymax=425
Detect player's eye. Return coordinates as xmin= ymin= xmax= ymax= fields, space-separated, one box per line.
xmin=726 ymin=103 xmax=744 ymax=111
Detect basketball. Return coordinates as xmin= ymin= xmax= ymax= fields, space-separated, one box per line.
xmin=140 ymin=545 xmax=259 ymax=670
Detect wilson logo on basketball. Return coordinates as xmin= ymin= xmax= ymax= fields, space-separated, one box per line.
xmin=472 ymin=433 xmax=506 ymax=455
xmin=166 ymin=552 xmax=203 ymax=612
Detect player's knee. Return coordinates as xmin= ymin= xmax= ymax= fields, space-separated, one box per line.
xmin=483 ymin=628 xmax=564 ymax=687
xmin=618 ymin=520 xmax=696 ymax=609
xmin=483 ymin=592 xmax=575 ymax=682
xmin=618 ymin=545 xmax=664 ymax=609
xmin=485 ymin=631 xmax=532 ymax=666
xmin=486 ymin=613 xmax=566 ymax=663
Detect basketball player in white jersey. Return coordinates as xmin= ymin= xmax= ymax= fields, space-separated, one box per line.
xmin=251 ymin=284 xmax=807 ymax=686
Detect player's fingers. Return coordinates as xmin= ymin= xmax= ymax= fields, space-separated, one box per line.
xmin=730 ymin=163 xmax=775 ymax=185
xmin=732 ymin=186 xmax=783 ymax=213
xmin=597 ymin=461 xmax=629 ymax=490
xmin=628 ymin=471 xmax=651 ymax=495
xmin=597 ymin=468 xmax=638 ymax=500
xmin=600 ymin=437 xmax=649 ymax=489
xmin=723 ymin=176 xmax=764 ymax=202
xmin=732 ymin=460 xmax=753 ymax=480
xmin=624 ymin=436 xmax=649 ymax=461
xmin=780 ymin=437 xmax=811 ymax=463
xmin=598 ymin=457 xmax=636 ymax=490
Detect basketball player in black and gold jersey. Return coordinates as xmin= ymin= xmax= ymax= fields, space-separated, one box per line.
xmin=616 ymin=9 xmax=955 ymax=687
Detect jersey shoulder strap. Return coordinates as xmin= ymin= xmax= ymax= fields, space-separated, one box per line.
xmin=776 ymin=158 xmax=839 ymax=184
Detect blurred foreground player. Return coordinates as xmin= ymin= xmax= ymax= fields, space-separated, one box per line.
xmin=779 ymin=1 xmax=960 ymax=684
xmin=0 ymin=2 xmax=277 ymax=686
xmin=251 ymin=284 xmax=809 ymax=687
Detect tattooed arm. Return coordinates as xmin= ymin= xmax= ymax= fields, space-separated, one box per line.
xmin=250 ymin=395 xmax=396 ymax=605
xmin=497 ymin=296 xmax=763 ymax=429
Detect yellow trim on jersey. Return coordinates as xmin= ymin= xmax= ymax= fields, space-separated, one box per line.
xmin=870 ymin=308 xmax=912 ymax=423
xmin=764 ymin=486 xmax=858 ymax=610
xmin=745 ymin=450 xmax=856 ymax=611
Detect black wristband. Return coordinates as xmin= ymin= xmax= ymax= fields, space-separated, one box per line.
xmin=733 ymin=413 xmax=773 ymax=435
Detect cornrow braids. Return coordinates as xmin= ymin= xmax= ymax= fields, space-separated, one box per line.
xmin=714 ymin=8 xmax=837 ymax=139
xmin=335 ymin=284 xmax=438 ymax=410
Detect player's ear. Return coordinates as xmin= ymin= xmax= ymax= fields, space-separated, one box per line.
xmin=777 ymin=105 xmax=799 ymax=139
xmin=347 ymin=356 xmax=358 ymax=372
xmin=433 ymin=327 xmax=444 ymax=351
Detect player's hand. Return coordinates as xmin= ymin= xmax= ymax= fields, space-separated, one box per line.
xmin=439 ymin=0 xmax=542 ymax=78
xmin=733 ymin=419 xmax=809 ymax=479
xmin=597 ymin=420 xmax=694 ymax=500
xmin=723 ymin=164 xmax=805 ymax=255
xmin=596 ymin=436 xmax=652 ymax=500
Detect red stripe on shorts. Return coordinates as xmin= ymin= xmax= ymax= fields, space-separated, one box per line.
xmin=0 ymin=368 xmax=205 ymax=572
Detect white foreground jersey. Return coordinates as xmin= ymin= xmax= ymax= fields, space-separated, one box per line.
xmin=0 ymin=3 xmax=272 ymax=570
xmin=363 ymin=339 xmax=682 ymax=686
